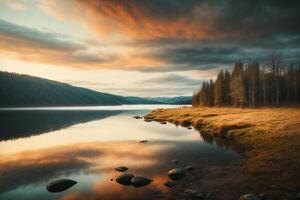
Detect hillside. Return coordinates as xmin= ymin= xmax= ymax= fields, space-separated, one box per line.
xmin=0 ymin=71 xmax=159 ymax=107
xmin=125 ymin=96 xmax=164 ymax=104
xmin=147 ymin=96 xmax=192 ymax=104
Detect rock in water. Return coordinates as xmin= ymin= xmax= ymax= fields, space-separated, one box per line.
xmin=160 ymin=121 xmax=167 ymax=124
xmin=168 ymin=168 xmax=186 ymax=181
xmin=139 ymin=140 xmax=148 ymax=143
xmin=46 ymin=179 xmax=77 ymax=193
xmin=131 ymin=176 xmax=152 ymax=188
xmin=185 ymin=166 xmax=194 ymax=171
xmin=133 ymin=116 xmax=142 ymax=119
xmin=116 ymin=173 xmax=134 ymax=186
xmin=115 ymin=166 xmax=128 ymax=172
xmin=164 ymin=180 xmax=175 ymax=188
xmin=239 ymin=194 xmax=261 ymax=200
xmin=172 ymin=159 xmax=179 ymax=164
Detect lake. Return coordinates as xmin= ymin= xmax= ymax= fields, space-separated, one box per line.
xmin=0 ymin=105 xmax=243 ymax=200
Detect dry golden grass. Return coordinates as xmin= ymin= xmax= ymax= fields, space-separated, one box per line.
xmin=145 ymin=106 xmax=300 ymax=194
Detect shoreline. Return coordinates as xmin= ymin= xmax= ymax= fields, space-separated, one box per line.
xmin=144 ymin=106 xmax=300 ymax=199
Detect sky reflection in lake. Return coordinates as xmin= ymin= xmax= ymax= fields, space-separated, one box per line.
xmin=0 ymin=106 xmax=241 ymax=200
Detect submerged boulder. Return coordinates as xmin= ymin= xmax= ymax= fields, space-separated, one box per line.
xmin=46 ymin=179 xmax=77 ymax=193
xmin=239 ymin=194 xmax=261 ymax=200
xmin=185 ymin=166 xmax=194 ymax=171
xmin=131 ymin=176 xmax=152 ymax=188
xmin=133 ymin=116 xmax=142 ymax=119
xmin=116 ymin=173 xmax=134 ymax=186
xmin=172 ymin=159 xmax=179 ymax=164
xmin=168 ymin=168 xmax=186 ymax=181
xmin=139 ymin=140 xmax=149 ymax=143
xmin=115 ymin=166 xmax=128 ymax=172
xmin=164 ymin=180 xmax=175 ymax=188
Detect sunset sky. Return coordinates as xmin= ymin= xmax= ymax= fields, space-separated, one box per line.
xmin=0 ymin=0 xmax=299 ymax=97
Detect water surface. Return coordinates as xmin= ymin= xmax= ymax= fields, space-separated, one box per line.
xmin=0 ymin=105 xmax=241 ymax=200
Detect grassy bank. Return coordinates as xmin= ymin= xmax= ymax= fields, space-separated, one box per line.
xmin=145 ymin=107 xmax=300 ymax=197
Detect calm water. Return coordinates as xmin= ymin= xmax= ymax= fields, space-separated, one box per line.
xmin=0 ymin=105 xmax=241 ymax=200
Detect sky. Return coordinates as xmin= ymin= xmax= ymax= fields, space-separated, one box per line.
xmin=0 ymin=0 xmax=300 ymax=97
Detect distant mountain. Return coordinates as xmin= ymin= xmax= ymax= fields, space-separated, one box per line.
xmin=0 ymin=71 xmax=160 ymax=107
xmin=147 ymin=96 xmax=192 ymax=105
xmin=125 ymin=96 xmax=163 ymax=104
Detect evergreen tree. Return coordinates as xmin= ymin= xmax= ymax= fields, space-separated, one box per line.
xmin=214 ymin=70 xmax=225 ymax=106
xmin=230 ymin=61 xmax=246 ymax=107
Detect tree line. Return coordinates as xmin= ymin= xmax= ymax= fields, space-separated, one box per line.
xmin=192 ymin=54 xmax=300 ymax=107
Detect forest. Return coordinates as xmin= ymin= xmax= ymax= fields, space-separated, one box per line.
xmin=192 ymin=54 xmax=300 ymax=107
xmin=0 ymin=71 xmax=131 ymax=107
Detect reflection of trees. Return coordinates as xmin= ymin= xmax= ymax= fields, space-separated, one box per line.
xmin=197 ymin=129 xmax=247 ymax=153
xmin=0 ymin=110 xmax=123 ymax=141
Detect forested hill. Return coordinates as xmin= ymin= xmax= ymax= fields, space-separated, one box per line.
xmin=0 ymin=71 xmax=136 ymax=107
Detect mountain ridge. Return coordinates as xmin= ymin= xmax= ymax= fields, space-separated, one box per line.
xmin=0 ymin=71 xmax=190 ymax=107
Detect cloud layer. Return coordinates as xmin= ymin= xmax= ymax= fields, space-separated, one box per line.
xmin=75 ymin=0 xmax=300 ymax=40
xmin=1 ymin=0 xmax=300 ymax=73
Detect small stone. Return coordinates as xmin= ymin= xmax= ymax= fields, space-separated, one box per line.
xmin=188 ymin=127 xmax=192 ymax=130
xmin=46 ymin=179 xmax=77 ymax=193
xmin=110 ymin=179 xmax=114 ymax=181
xmin=139 ymin=140 xmax=149 ymax=143
xmin=164 ymin=180 xmax=175 ymax=188
xmin=239 ymin=193 xmax=261 ymax=200
xmin=168 ymin=168 xmax=186 ymax=181
xmin=185 ymin=166 xmax=194 ymax=171
xmin=172 ymin=159 xmax=179 ymax=164
xmin=116 ymin=173 xmax=134 ymax=186
xmin=133 ymin=116 xmax=142 ymax=119
xmin=130 ymin=176 xmax=152 ymax=188
xmin=160 ymin=121 xmax=167 ymax=124
xmin=115 ymin=166 xmax=128 ymax=172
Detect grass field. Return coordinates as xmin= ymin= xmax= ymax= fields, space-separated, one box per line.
xmin=145 ymin=107 xmax=300 ymax=197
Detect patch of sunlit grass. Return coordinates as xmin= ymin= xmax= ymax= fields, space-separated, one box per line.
xmin=145 ymin=106 xmax=300 ymax=194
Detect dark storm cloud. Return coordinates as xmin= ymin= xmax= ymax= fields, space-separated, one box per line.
xmin=133 ymin=34 xmax=300 ymax=72
xmin=76 ymin=0 xmax=300 ymax=39
xmin=73 ymin=0 xmax=300 ymax=71
xmin=153 ymin=47 xmax=241 ymax=66
xmin=2 ymin=0 xmax=300 ymax=71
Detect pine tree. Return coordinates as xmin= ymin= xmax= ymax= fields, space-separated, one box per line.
xmin=224 ymin=70 xmax=231 ymax=105
xmin=230 ymin=61 xmax=246 ymax=107
xmin=214 ymin=70 xmax=225 ymax=106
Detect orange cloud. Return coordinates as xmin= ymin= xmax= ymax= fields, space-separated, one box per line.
xmin=74 ymin=0 xmax=212 ymax=40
